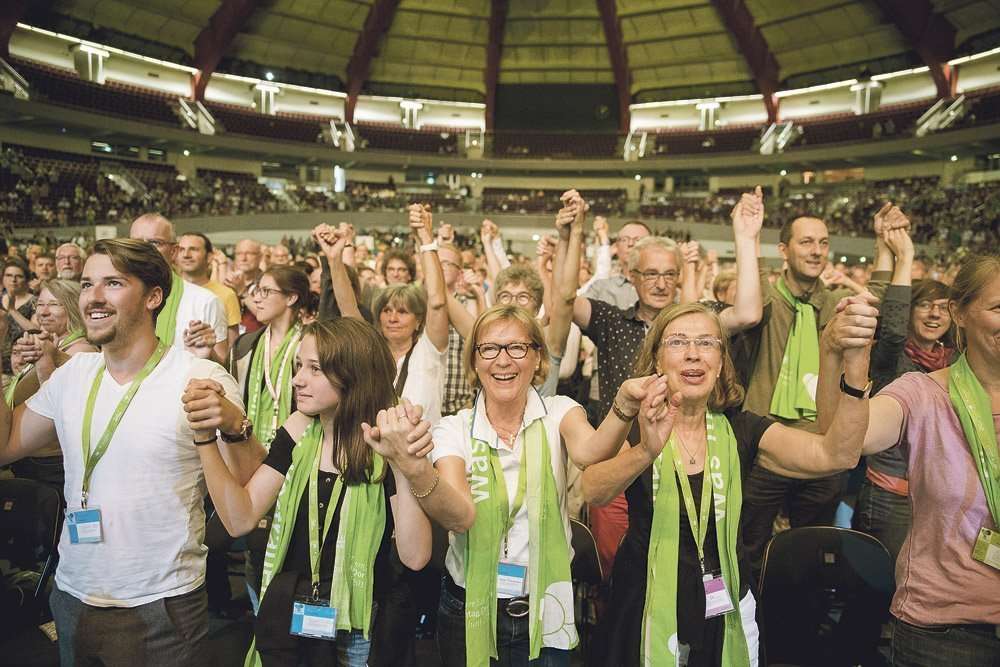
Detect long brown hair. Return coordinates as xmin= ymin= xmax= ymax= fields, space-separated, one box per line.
xmin=631 ymin=302 xmax=744 ymax=411
xmin=304 ymin=318 xmax=396 ymax=484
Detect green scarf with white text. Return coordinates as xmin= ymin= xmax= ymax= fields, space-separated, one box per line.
xmin=464 ymin=415 xmax=577 ymax=666
xmin=641 ymin=412 xmax=750 ymax=666
xmin=244 ymin=418 xmax=386 ymax=667
xmin=154 ymin=272 xmax=184 ymax=347
xmin=948 ymin=353 xmax=1000 ymax=526
xmin=770 ymin=276 xmax=819 ymax=421
xmin=246 ymin=324 xmax=301 ymax=447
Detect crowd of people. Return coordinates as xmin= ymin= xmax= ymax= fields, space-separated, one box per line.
xmin=0 ymin=189 xmax=997 ymax=667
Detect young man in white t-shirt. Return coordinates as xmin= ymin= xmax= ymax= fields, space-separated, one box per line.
xmin=0 ymin=239 xmax=265 ymax=666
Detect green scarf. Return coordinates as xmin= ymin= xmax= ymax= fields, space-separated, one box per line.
xmin=245 ymin=418 xmax=387 ymax=667
xmin=948 ymin=353 xmax=1000 ymax=526
xmin=464 ymin=414 xmax=577 ymax=666
xmin=154 ymin=272 xmax=184 ymax=347
xmin=641 ymin=412 xmax=750 ymax=666
xmin=4 ymin=329 xmax=86 ymax=408
xmin=770 ymin=276 xmax=819 ymax=421
xmin=246 ymin=324 xmax=301 ymax=447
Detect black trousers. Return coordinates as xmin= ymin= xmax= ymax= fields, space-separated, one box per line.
xmin=741 ymin=465 xmax=845 ymax=584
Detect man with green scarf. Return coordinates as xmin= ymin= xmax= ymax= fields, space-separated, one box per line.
xmin=736 ymin=204 xmax=907 ymax=582
xmin=130 ymin=214 xmax=230 ymax=364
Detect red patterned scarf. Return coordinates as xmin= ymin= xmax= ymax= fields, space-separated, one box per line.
xmin=904 ymin=338 xmax=953 ymax=372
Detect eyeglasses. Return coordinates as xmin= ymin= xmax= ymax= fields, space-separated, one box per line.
xmin=662 ymin=335 xmax=723 ymax=352
xmin=440 ymin=259 xmax=462 ymax=271
xmin=913 ymin=301 xmax=948 ymax=314
xmin=496 ymin=291 xmax=536 ymax=307
xmin=253 ymin=286 xmax=287 ymax=299
xmin=35 ymin=301 xmax=64 ymax=309
xmin=631 ymin=270 xmax=679 ymax=285
xmin=475 ymin=342 xmax=539 ymax=360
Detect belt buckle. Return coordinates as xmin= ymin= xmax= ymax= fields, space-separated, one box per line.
xmin=504 ymin=598 xmax=529 ymax=618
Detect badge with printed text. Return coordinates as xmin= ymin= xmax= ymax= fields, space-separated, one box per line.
xmin=497 ymin=561 xmax=528 ymax=597
xmin=703 ymin=572 xmax=735 ymax=619
xmin=972 ymin=527 xmax=1000 ymax=571
xmin=290 ymin=595 xmax=337 ymax=640
xmin=66 ymin=507 xmax=103 ymax=544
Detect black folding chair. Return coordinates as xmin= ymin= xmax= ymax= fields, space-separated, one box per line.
xmin=0 ymin=478 xmax=63 ymax=627
xmin=758 ymin=526 xmax=893 ymax=667
xmin=570 ymin=517 xmax=603 ymax=653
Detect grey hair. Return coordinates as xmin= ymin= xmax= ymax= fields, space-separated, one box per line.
xmin=626 ymin=236 xmax=682 ymax=272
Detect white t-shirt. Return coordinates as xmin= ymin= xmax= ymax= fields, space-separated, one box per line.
xmin=27 ymin=347 xmax=243 ymax=607
xmin=430 ymin=390 xmax=579 ymax=595
xmin=398 ymin=332 xmax=447 ymax=425
xmin=170 ymin=279 xmax=229 ymax=349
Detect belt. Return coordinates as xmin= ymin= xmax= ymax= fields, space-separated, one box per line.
xmin=900 ymin=619 xmax=1000 ymax=640
xmin=444 ymin=573 xmax=530 ymax=618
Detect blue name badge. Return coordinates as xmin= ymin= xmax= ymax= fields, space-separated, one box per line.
xmin=496 ymin=561 xmax=528 ymax=597
xmin=290 ymin=598 xmax=337 ymax=640
xmin=66 ymin=508 xmax=103 ymax=544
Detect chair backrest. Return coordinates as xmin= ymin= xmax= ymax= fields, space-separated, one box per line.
xmin=0 ymin=478 xmax=62 ymax=568
xmin=570 ymin=518 xmax=603 ymax=585
xmin=758 ymin=526 xmax=894 ymax=666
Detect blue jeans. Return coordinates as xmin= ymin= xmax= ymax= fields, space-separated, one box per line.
xmin=891 ymin=618 xmax=1000 ymax=667
xmin=853 ymin=477 xmax=911 ymax=570
xmin=437 ymin=577 xmax=570 ymax=667
xmin=258 ymin=628 xmax=370 ymax=667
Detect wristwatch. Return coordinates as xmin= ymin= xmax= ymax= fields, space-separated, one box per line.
xmin=839 ymin=373 xmax=872 ymax=399
xmin=220 ymin=417 xmax=253 ymax=443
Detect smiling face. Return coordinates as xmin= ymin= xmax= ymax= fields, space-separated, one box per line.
xmin=473 ymin=318 xmax=540 ymax=404
xmin=780 ymin=217 xmax=829 ymax=282
xmin=953 ymin=272 xmax=1000 ymax=369
xmin=79 ymin=254 xmax=161 ymax=347
xmin=911 ymin=297 xmax=952 ymax=346
xmin=655 ymin=312 xmax=724 ymax=407
xmin=35 ymin=286 xmax=70 ymax=337
xmin=176 ymin=235 xmax=210 ymax=276
xmin=292 ymin=333 xmax=342 ymax=416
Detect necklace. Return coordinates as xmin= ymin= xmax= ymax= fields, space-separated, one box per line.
xmin=486 ymin=405 xmax=525 ymax=447
xmin=675 ymin=430 xmax=700 ymax=465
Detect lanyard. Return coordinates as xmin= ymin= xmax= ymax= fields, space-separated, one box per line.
xmin=668 ymin=433 xmax=713 ymax=573
xmin=489 ymin=442 xmax=528 ymax=560
xmin=79 ymin=341 xmax=168 ymax=508
xmin=262 ymin=324 xmax=299 ymax=432
xmin=307 ymin=431 xmax=344 ymax=600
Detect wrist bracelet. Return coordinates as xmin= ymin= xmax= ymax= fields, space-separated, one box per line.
xmin=411 ymin=470 xmax=441 ymax=499
xmin=419 ymin=241 xmax=439 ymax=253
xmin=611 ymin=400 xmax=637 ymax=422
xmin=193 ymin=434 xmax=217 ymax=446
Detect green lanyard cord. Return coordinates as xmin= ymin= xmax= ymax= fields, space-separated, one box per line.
xmin=668 ymin=432 xmax=713 ymax=573
xmin=79 ymin=340 xmax=168 ymax=508
xmin=488 ymin=440 xmax=528 ymax=560
xmin=307 ymin=428 xmax=344 ymax=600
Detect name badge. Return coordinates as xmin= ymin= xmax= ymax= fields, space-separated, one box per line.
xmin=290 ymin=596 xmax=337 ymax=640
xmin=703 ymin=572 xmax=735 ymax=619
xmin=497 ymin=561 xmax=528 ymax=597
xmin=67 ymin=508 xmax=103 ymax=544
xmin=972 ymin=527 xmax=1000 ymax=571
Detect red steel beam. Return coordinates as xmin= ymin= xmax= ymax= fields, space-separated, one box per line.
xmin=192 ymin=0 xmax=260 ymax=101
xmin=710 ymin=0 xmax=781 ymax=123
xmin=595 ymin=0 xmax=631 ymax=132
xmin=345 ymin=0 xmax=401 ymax=123
xmin=873 ymin=0 xmax=957 ymax=99
xmin=484 ymin=0 xmax=508 ymax=131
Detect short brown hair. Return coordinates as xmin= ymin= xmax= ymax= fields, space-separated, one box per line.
xmin=632 ymin=302 xmax=744 ymax=411
xmin=91 ymin=238 xmax=172 ymax=320
xmin=303 ymin=319 xmax=395 ymax=484
xmin=373 ymin=284 xmax=428 ymax=337
xmin=262 ymin=266 xmax=311 ymax=313
xmin=494 ymin=265 xmax=544 ymax=308
xmin=910 ymin=279 xmax=955 ymax=347
xmin=381 ymin=248 xmax=416 ymax=281
xmin=463 ymin=304 xmax=550 ymax=392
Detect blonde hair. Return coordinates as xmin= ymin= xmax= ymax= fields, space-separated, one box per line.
xmin=949 ymin=253 xmax=1000 ymax=351
xmin=463 ymin=305 xmax=550 ymax=392
xmin=38 ymin=279 xmax=85 ymax=334
xmin=632 ymin=302 xmax=744 ymax=411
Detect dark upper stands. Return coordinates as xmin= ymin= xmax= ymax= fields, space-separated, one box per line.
xmin=355 ymin=123 xmax=460 ymax=154
xmin=206 ymin=103 xmax=324 ymax=144
xmin=493 ymin=132 xmax=621 ymax=159
xmin=483 ymin=188 xmax=626 ymax=215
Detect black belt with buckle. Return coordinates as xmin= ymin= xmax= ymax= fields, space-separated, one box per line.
xmin=444 ymin=574 xmax=530 ymax=618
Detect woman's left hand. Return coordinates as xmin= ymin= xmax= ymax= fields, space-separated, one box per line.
xmin=822 ymin=295 xmax=879 ymax=354
xmin=616 ymin=374 xmax=662 ymax=416
xmin=362 ymin=399 xmax=434 ymax=469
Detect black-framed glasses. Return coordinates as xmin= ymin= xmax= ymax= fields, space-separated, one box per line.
xmin=253 ymin=286 xmax=287 ymax=299
xmin=631 ymin=269 xmax=679 ymax=284
xmin=496 ymin=291 xmax=536 ymax=307
xmin=475 ymin=342 xmax=539 ymax=360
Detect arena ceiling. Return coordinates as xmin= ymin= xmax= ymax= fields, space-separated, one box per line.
xmin=15 ymin=0 xmax=1000 ymax=116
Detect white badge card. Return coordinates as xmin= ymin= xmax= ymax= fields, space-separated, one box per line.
xmin=703 ymin=573 xmax=735 ymax=619
xmin=67 ymin=508 xmax=103 ymax=544
xmin=290 ymin=597 xmax=337 ymax=640
xmin=497 ymin=561 xmax=528 ymax=597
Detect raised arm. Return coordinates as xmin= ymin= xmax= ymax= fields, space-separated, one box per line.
xmin=678 ymin=241 xmax=701 ymax=305
xmin=410 ymin=204 xmax=449 ymax=352
xmin=318 ymin=223 xmax=364 ymax=321
xmin=480 ymin=219 xmax=506 ymax=289
xmin=719 ymin=186 xmax=764 ymax=333
xmin=549 ymin=190 xmax=586 ymax=357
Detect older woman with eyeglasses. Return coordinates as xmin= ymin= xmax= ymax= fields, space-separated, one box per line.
xmin=582 ymin=299 xmax=878 ymax=667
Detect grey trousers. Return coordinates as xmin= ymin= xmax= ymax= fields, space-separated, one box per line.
xmin=50 ymin=583 xmax=208 ymax=667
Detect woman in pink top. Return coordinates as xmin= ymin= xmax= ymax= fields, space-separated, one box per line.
xmin=820 ymin=253 xmax=1000 ymax=666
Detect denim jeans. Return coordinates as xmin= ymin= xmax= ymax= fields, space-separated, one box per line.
xmin=258 ymin=628 xmax=370 ymax=667
xmin=853 ymin=478 xmax=911 ymax=570
xmin=436 ymin=577 xmax=570 ymax=667
xmin=891 ymin=618 xmax=1000 ymax=666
